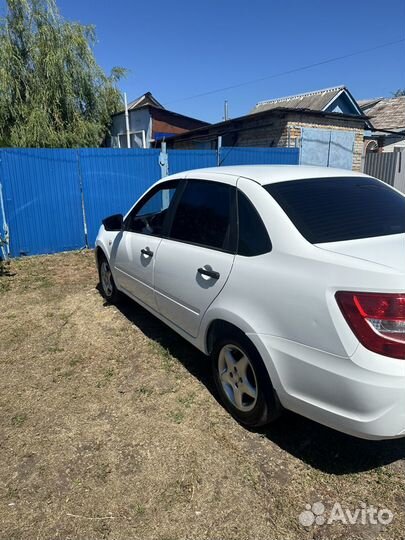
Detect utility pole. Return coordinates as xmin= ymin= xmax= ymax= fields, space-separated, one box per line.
xmin=124 ymin=92 xmax=131 ymax=149
xmin=217 ymin=136 xmax=222 ymax=166
xmin=224 ymin=100 xmax=229 ymax=121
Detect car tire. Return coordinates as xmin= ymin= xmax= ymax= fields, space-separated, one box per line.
xmin=211 ymin=332 xmax=280 ymax=428
xmin=98 ymin=253 xmax=120 ymax=304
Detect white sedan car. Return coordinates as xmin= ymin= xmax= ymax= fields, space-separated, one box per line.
xmin=95 ymin=165 xmax=405 ymax=440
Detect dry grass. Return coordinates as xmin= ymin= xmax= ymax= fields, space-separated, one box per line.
xmin=0 ymin=251 xmax=404 ymax=540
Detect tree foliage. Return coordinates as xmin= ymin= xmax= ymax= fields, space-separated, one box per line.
xmin=392 ymin=88 xmax=405 ymax=97
xmin=0 ymin=0 xmax=126 ymax=147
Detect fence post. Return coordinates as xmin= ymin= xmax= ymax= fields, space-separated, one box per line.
xmin=159 ymin=142 xmax=169 ymax=177
xmin=0 ymin=181 xmax=10 ymax=260
xmin=217 ymin=136 xmax=222 ymax=166
xmin=394 ymin=150 xmax=405 ymax=193
xmin=76 ymin=150 xmax=89 ymax=248
xmin=0 ymin=149 xmax=10 ymax=259
xmin=298 ymin=128 xmax=302 ymax=164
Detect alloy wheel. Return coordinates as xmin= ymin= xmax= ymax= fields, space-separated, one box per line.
xmin=218 ymin=344 xmax=258 ymax=412
xmin=100 ymin=260 xmax=113 ymax=297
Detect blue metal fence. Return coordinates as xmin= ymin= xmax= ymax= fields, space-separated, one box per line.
xmin=219 ymin=147 xmax=299 ymax=166
xmin=79 ymin=149 xmax=161 ymax=246
xmin=0 ymin=146 xmax=300 ymax=257
xmin=0 ymin=149 xmax=85 ymax=257
xmin=167 ymin=149 xmax=218 ymax=175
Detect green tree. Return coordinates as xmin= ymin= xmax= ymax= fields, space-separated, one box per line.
xmin=0 ymin=0 xmax=126 ymax=147
xmin=392 ymin=88 xmax=405 ymax=97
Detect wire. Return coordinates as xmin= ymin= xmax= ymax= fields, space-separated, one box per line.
xmin=165 ymin=38 xmax=405 ymax=106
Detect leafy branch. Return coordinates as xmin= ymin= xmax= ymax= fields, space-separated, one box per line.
xmin=0 ymin=0 xmax=127 ymax=147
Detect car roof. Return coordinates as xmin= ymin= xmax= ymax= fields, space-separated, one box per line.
xmin=166 ymin=165 xmax=370 ymax=185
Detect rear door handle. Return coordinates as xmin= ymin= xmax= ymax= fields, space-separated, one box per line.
xmin=141 ymin=247 xmax=153 ymax=257
xmin=198 ymin=267 xmax=220 ymax=280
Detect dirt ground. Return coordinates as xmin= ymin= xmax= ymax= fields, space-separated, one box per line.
xmin=0 ymin=251 xmax=404 ymax=540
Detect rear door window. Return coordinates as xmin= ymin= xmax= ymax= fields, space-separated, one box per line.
xmin=237 ymin=190 xmax=271 ymax=256
xmin=265 ymin=177 xmax=405 ymax=244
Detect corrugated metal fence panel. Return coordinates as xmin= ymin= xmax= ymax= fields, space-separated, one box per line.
xmin=364 ymin=152 xmax=398 ymax=186
xmin=0 ymin=160 xmax=6 ymax=259
xmin=0 ymin=149 xmax=85 ymax=257
xmin=167 ymin=149 xmax=217 ymax=175
xmin=79 ymin=149 xmax=161 ymax=246
xmin=220 ymin=147 xmax=299 ymax=166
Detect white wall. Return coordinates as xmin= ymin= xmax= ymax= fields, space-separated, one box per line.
xmin=109 ymin=108 xmax=152 ymax=148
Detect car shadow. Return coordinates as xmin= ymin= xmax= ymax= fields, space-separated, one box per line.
xmin=109 ymin=291 xmax=405 ymax=475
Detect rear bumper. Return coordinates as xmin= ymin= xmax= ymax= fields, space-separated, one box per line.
xmin=248 ymin=333 xmax=405 ymax=440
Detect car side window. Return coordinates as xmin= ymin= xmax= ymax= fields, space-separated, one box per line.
xmin=169 ymin=179 xmax=235 ymax=251
xmin=125 ymin=180 xmax=178 ymax=236
xmin=237 ymin=190 xmax=271 ymax=256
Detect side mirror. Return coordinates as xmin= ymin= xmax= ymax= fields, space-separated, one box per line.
xmin=102 ymin=213 xmax=123 ymax=231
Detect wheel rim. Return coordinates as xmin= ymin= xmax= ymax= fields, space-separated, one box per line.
xmin=218 ymin=344 xmax=258 ymax=412
xmin=100 ymin=261 xmax=113 ymax=297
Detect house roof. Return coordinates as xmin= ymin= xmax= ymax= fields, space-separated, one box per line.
xmin=357 ymin=97 xmax=384 ymax=111
xmin=359 ymin=96 xmax=405 ymax=131
xmin=252 ymin=86 xmax=342 ymax=113
xmin=149 ymin=105 xmax=210 ymax=129
xmin=251 ymin=86 xmax=363 ymax=116
xmin=127 ymin=91 xmax=164 ymax=110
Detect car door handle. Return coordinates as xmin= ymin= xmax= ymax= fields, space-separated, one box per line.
xmin=198 ymin=267 xmax=220 ymax=280
xmin=141 ymin=247 xmax=153 ymax=257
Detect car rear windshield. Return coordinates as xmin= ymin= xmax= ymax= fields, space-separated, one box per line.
xmin=264 ymin=177 xmax=405 ymax=244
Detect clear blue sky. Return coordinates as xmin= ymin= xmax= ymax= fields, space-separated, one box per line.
xmin=1 ymin=0 xmax=405 ymax=122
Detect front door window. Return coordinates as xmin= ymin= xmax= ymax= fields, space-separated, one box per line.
xmin=125 ymin=181 xmax=178 ymax=237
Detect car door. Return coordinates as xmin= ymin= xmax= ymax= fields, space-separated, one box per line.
xmin=153 ymin=176 xmax=237 ymax=337
xmin=111 ymin=180 xmax=179 ymax=309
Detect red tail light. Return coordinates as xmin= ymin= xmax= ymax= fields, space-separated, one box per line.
xmin=335 ymin=291 xmax=405 ymax=359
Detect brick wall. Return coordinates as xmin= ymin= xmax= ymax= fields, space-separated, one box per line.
xmin=234 ymin=122 xmax=285 ymax=148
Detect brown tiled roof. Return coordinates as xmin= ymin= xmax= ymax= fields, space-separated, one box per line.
xmin=360 ymin=96 xmax=405 ymax=131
